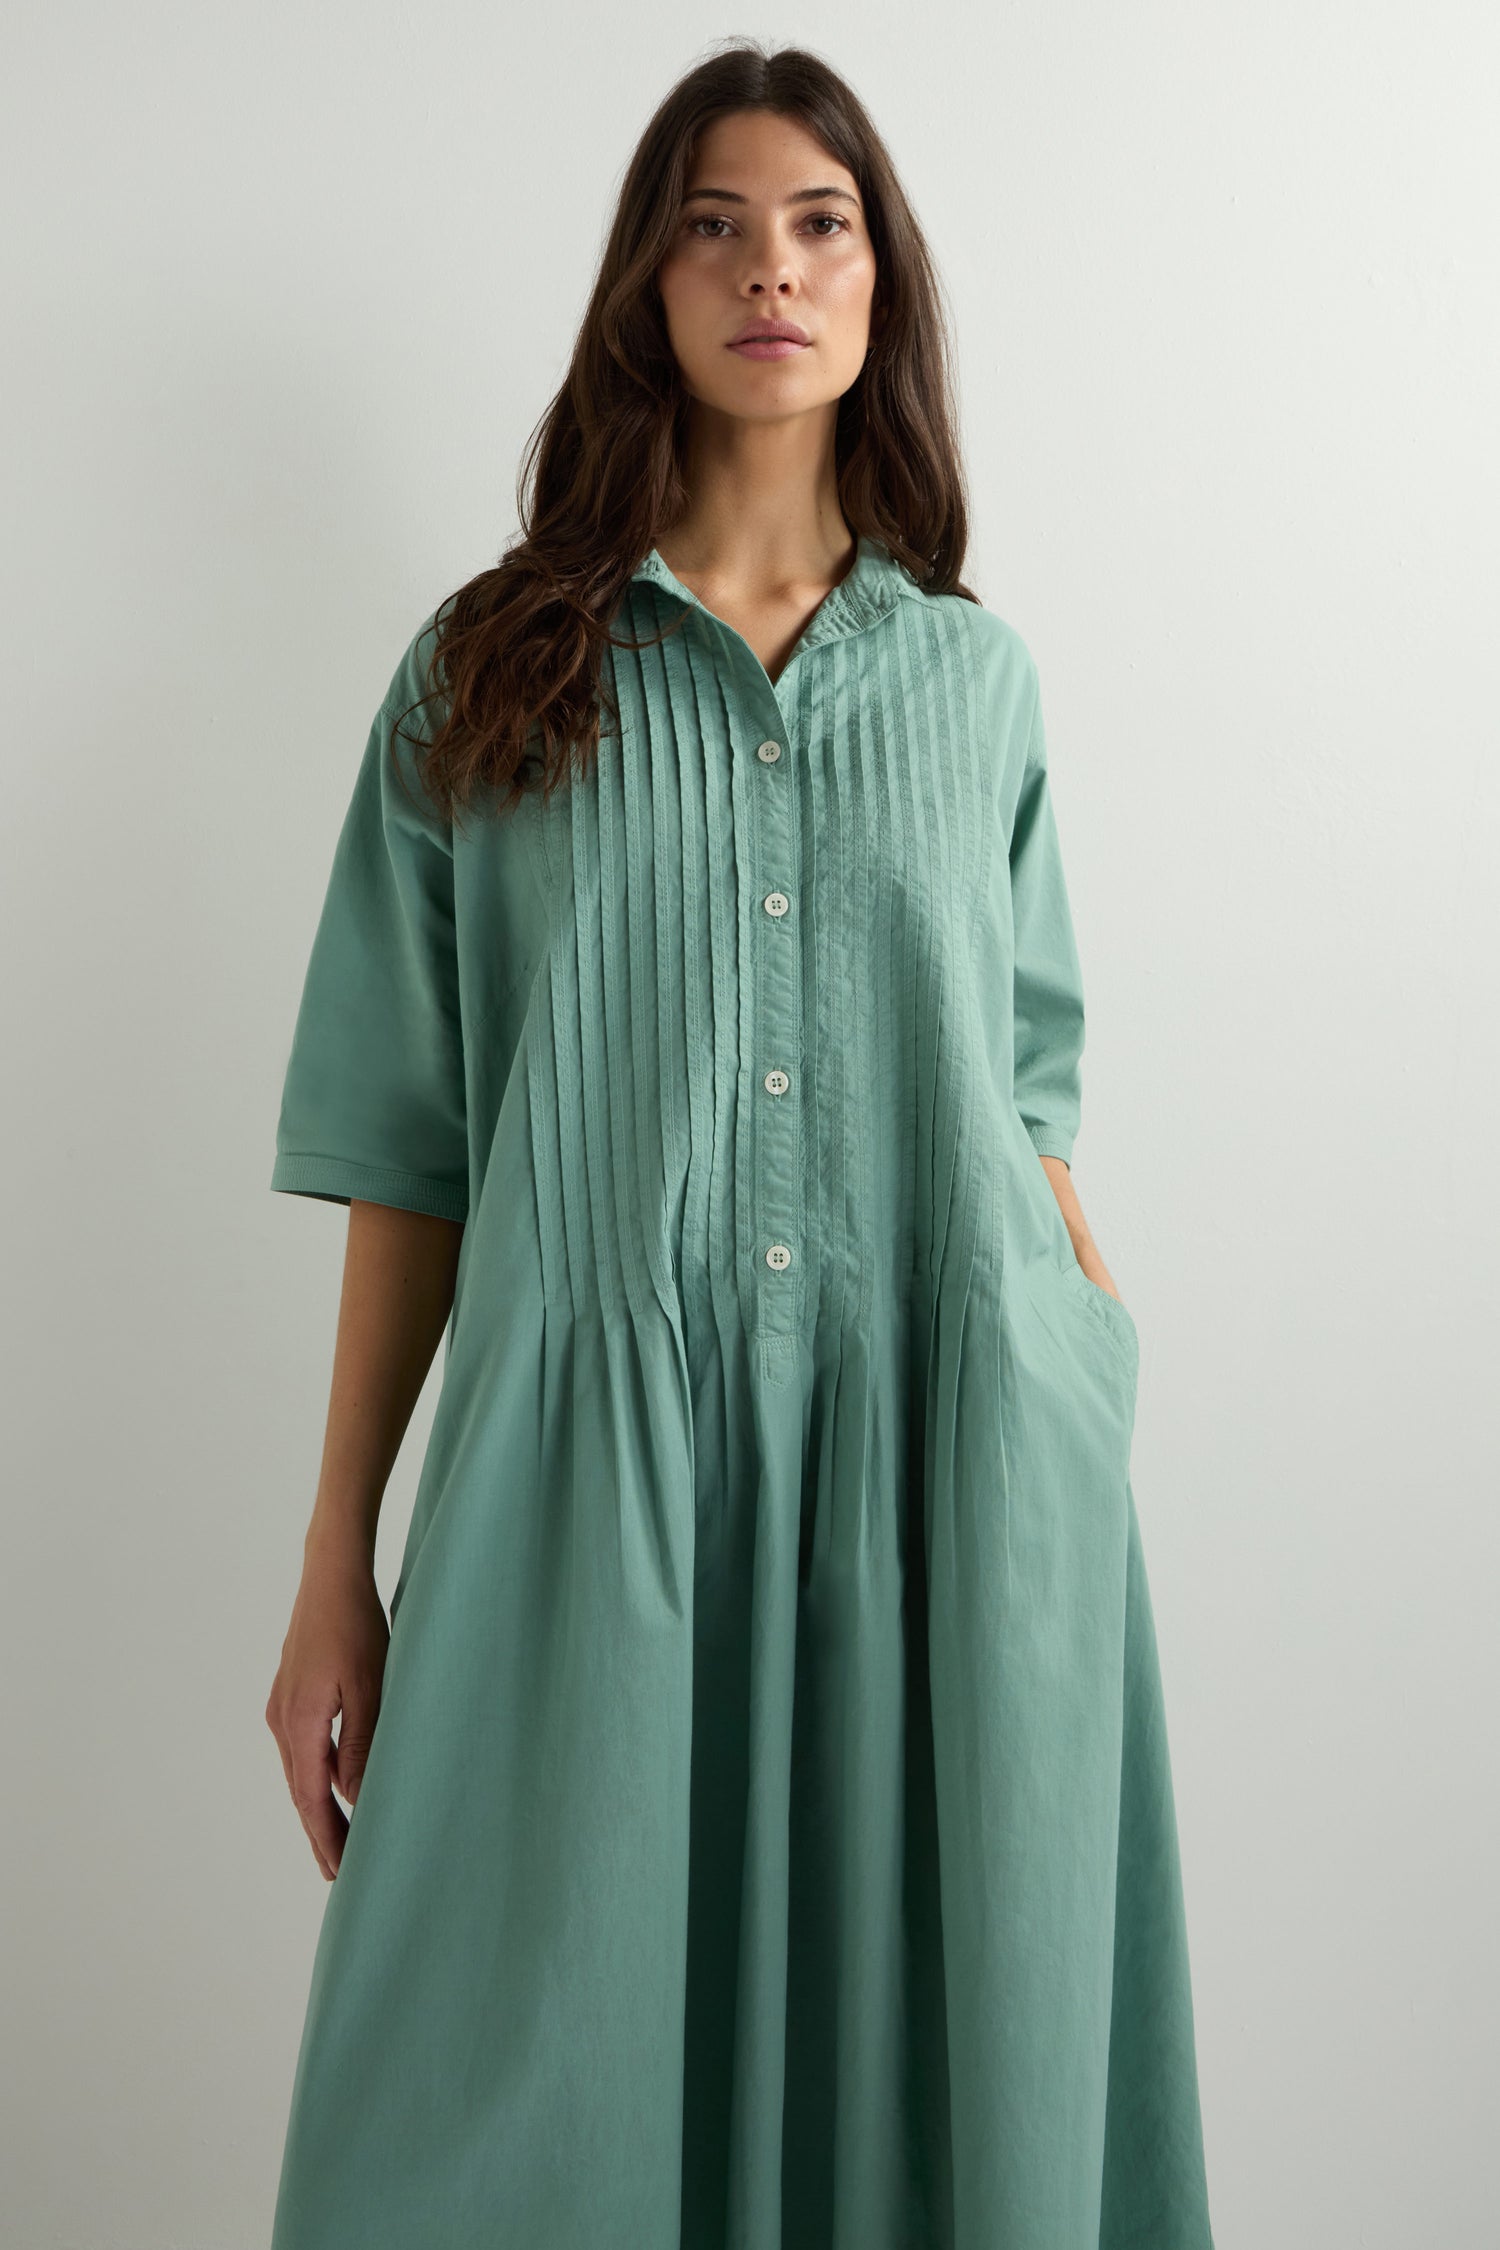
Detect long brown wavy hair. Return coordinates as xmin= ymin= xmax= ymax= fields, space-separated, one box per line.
xmin=393 ymin=40 xmax=978 ymax=830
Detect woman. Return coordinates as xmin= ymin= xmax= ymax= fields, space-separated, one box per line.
xmin=264 ymin=40 xmax=1216 ymax=2250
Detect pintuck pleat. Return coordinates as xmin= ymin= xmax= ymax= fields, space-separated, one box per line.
xmin=267 ymin=537 xmax=1216 ymax=2248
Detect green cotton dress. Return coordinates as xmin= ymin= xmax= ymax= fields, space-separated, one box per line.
xmin=266 ymin=536 xmax=1215 ymax=2250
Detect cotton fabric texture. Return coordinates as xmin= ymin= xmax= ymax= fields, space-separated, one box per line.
xmin=267 ymin=536 xmax=1215 ymax=2249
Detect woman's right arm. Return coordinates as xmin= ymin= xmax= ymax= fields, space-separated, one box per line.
xmin=265 ymin=1199 xmax=464 ymax=1880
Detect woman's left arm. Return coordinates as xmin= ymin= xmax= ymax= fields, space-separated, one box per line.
xmin=1039 ymin=1153 xmax=1125 ymax=1304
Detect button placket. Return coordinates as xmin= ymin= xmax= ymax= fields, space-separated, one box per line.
xmin=751 ymin=728 xmax=802 ymax=1330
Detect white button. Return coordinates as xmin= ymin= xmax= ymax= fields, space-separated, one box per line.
xmin=765 ymin=1242 xmax=794 ymax=1272
xmin=756 ymin=740 xmax=782 ymax=763
xmin=764 ymin=1068 xmax=790 ymax=1096
xmin=763 ymin=890 xmax=790 ymax=918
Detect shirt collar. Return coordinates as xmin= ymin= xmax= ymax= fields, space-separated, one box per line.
xmin=628 ymin=532 xmax=924 ymax=651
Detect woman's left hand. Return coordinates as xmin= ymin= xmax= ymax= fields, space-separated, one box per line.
xmin=1038 ymin=1152 xmax=1125 ymax=1302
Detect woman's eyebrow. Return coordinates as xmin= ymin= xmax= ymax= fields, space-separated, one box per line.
xmin=681 ymin=185 xmax=861 ymax=208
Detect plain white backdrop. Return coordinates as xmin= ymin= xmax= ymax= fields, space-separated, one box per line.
xmin=3 ymin=4 xmax=1496 ymax=2244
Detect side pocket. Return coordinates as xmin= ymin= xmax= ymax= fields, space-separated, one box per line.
xmin=1056 ymin=1253 xmax=1140 ymax=1374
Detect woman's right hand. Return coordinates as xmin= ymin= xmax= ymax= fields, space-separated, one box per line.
xmin=265 ymin=1547 xmax=390 ymax=1881
xmin=266 ymin=1200 xmax=462 ymax=1878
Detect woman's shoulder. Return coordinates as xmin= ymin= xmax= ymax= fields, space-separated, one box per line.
xmin=376 ymin=599 xmax=454 ymax=722
xmin=906 ymin=577 xmax=1042 ymax=725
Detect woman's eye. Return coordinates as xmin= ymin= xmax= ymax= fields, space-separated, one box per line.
xmin=686 ymin=212 xmax=851 ymax=240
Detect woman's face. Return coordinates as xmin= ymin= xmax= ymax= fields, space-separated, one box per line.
xmin=656 ymin=109 xmax=878 ymax=426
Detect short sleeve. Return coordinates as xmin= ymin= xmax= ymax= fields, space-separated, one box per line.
xmin=269 ymin=624 xmax=469 ymax=1222
xmin=1009 ymin=672 xmax=1086 ymax=1168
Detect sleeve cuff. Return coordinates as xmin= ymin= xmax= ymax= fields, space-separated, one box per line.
xmin=1023 ymin=1121 xmax=1074 ymax=1166
xmin=270 ymin=1151 xmax=469 ymax=1222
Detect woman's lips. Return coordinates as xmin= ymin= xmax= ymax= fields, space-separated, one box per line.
xmin=727 ymin=336 xmax=810 ymax=359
